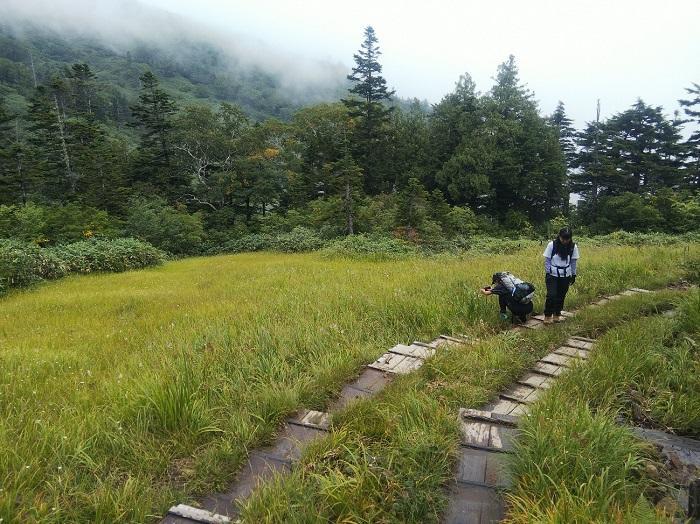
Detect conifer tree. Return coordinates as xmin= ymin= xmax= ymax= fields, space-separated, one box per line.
xmin=548 ymin=101 xmax=577 ymax=171
xmin=130 ymin=71 xmax=178 ymax=195
xmin=679 ymin=82 xmax=700 ymax=188
xmin=343 ymin=26 xmax=395 ymax=194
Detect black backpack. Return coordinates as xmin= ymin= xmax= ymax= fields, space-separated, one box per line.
xmin=512 ymin=281 xmax=535 ymax=304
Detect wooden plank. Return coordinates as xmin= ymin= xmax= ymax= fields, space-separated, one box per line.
xmin=491 ymin=399 xmax=520 ymax=415
xmin=523 ymin=318 xmax=544 ymax=329
xmin=440 ymin=334 xmax=469 ymax=344
xmin=511 ymin=403 xmax=530 ymax=416
xmin=554 ymin=346 xmax=589 ymax=359
xmin=500 ymin=384 xmax=540 ymax=403
xmin=412 ymin=340 xmax=438 ymax=349
xmin=461 ymin=421 xmax=492 ymax=447
xmin=531 ymin=314 xmax=546 ymax=321
xmin=620 ymin=290 xmax=636 ymax=296
xmin=570 ymin=335 xmax=596 ymax=343
xmin=388 ymin=343 xmax=435 ymax=360
xmin=606 ymin=294 xmax=623 ymax=300
xmin=593 ymin=298 xmax=610 ymax=306
xmin=517 ymin=372 xmax=548 ymax=389
xmin=629 ymin=287 xmax=651 ymax=293
xmin=560 ymin=310 xmax=575 ymax=317
xmin=168 ymin=504 xmax=231 ymax=524
xmin=368 ymin=352 xmax=423 ymax=374
xmin=490 ymin=425 xmax=519 ymax=452
xmin=443 ymin=483 xmax=504 ymax=524
xmin=293 ymin=410 xmax=330 ymax=430
xmin=565 ymin=338 xmax=594 ymax=350
xmin=460 ymin=408 xmax=519 ymax=427
xmin=540 ymin=352 xmax=572 ymax=367
xmin=456 ymin=447 xmax=487 ymax=485
xmin=533 ymin=361 xmax=564 ymax=377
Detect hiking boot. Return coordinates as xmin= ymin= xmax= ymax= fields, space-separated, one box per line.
xmin=499 ymin=312 xmax=509 ymax=322
xmin=543 ymin=315 xmax=554 ymax=325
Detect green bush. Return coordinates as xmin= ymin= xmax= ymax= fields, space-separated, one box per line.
xmin=51 ymin=238 xmax=166 ymax=273
xmin=0 ymin=239 xmax=66 ymax=292
xmin=125 ymin=198 xmax=205 ymax=255
xmin=320 ymin=234 xmax=418 ymax=260
xmin=0 ymin=238 xmax=165 ymax=294
xmin=270 ymin=227 xmax=325 ymax=252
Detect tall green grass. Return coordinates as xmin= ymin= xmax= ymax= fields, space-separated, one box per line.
xmin=241 ymin=290 xmax=687 ymax=523
xmin=506 ymin=290 xmax=700 ymax=523
xmin=0 ymin=245 xmax=695 ymax=522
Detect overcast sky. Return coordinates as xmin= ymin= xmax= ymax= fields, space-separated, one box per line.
xmin=140 ymin=0 xmax=699 ymax=127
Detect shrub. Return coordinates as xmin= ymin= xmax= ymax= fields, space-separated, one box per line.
xmin=0 ymin=238 xmax=165 ymax=293
xmin=0 ymin=239 xmax=66 ymax=292
xmin=50 ymin=238 xmax=166 ymax=273
xmin=320 ymin=234 xmax=418 ymax=260
xmin=270 ymin=227 xmax=325 ymax=252
xmin=125 ymin=198 xmax=205 ymax=255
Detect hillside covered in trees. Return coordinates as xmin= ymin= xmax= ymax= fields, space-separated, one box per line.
xmin=0 ymin=21 xmax=699 ymax=255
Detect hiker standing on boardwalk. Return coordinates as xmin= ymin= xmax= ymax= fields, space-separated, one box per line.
xmin=543 ymin=227 xmax=579 ymax=324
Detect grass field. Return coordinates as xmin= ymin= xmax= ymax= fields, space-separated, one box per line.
xmin=0 ymin=245 xmax=697 ymax=522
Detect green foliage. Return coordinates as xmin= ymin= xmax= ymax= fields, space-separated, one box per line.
xmin=125 ymin=198 xmax=205 ymax=255
xmin=320 ymin=234 xmax=418 ymax=260
xmin=0 ymin=238 xmax=164 ymax=293
xmin=51 ymin=238 xmax=166 ymax=274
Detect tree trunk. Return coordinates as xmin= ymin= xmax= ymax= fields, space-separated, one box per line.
xmin=53 ymin=94 xmax=75 ymax=193
xmin=345 ymin=180 xmax=354 ymax=235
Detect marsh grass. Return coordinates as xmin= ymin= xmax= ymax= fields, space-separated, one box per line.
xmin=505 ymin=289 xmax=700 ymax=523
xmin=0 ymin=246 xmax=695 ymax=522
xmin=241 ymin=290 xmax=687 ymax=523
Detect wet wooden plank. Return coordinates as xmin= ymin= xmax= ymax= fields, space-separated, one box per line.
xmin=565 ymin=338 xmax=594 ymax=350
xmin=554 ymin=346 xmax=589 ymax=359
xmin=457 ymin=448 xmax=511 ymax=488
xmin=167 ymin=505 xmax=231 ymax=524
xmin=540 ymin=352 xmax=573 ymax=367
xmin=488 ymin=424 xmax=519 ymax=451
xmin=388 ymin=343 xmax=435 ymax=360
xmin=532 ymin=361 xmax=564 ymax=377
xmin=443 ymin=483 xmax=504 ymax=524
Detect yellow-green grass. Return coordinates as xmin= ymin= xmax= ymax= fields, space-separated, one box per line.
xmin=0 ymin=245 xmax=695 ymax=522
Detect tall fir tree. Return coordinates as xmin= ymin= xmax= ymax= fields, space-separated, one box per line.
xmin=342 ymin=26 xmax=395 ymax=194
xmin=548 ymin=101 xmax=577 ymax=171
xmin=129 ymin=71 xmax=178 ymax=196
xmin=679 ymin=82 xmax=700 ymax=188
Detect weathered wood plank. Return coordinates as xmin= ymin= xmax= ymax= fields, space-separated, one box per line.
xmin=560 ymin=310 xmax=575 ymax=318
xmin=388 ymin=343 xmax=435 ymax=360
xmin=440 ymin=334 xmax=469 ymax=344
xmin=517 ymin=372 xmax=549 ymax=389
xmin=443 ymin=483 xmax=504 ymax=524
xmin=500 ymin=384 xmax=540 ymax=403
xmin=523 ymin=318 xmax=544 ymax=329
xmin=620 ymin=290 xmax=637 ymax=296
xmin=460 ymin=408 xmax=519 ymax=427
xmin=629 ymin=287 xmax=651 ymax=293
xmin=368 ymin=352 xmax=423 ymax=374
xmin=294 ymin=410 xmax=330 ymax=430
xmin=490 ymin=399 xmax=520 ymax=415
xmin=167 ymin=505 xmax=231 ymax=524
xmin=456 ymin=447 xmax=488 ymax=485
xmin=533 ymin=361 xmax=564 ymax=377
xmin=554 ymin=346 xmax=589 ymax=359
xmin=540 ymin=352 xmax=573 ymax=367
xmin=461 ymin=421 xmax=492 ymax=447
xmin=565 ymin=338 xmax=594 ymax=350
xmin=570 ymin=335 xmax=596 ymax=343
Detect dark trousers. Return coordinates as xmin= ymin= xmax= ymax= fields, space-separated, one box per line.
xmin=544 ymin=274 xmax=571 ymax=316
xmin=498 ymin=295 xmax=534 ymax=321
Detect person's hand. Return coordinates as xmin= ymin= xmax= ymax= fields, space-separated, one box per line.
xmin=570 ymin=275 xmax=576 ymax=285
xmin=480 ymin=287 xmax=492 ymax=295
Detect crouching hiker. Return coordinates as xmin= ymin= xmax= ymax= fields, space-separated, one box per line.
xmin=543 ymin=227 xmax=580 ymax=324
xmin=481 ymin=272 xmax=535 ymax=323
